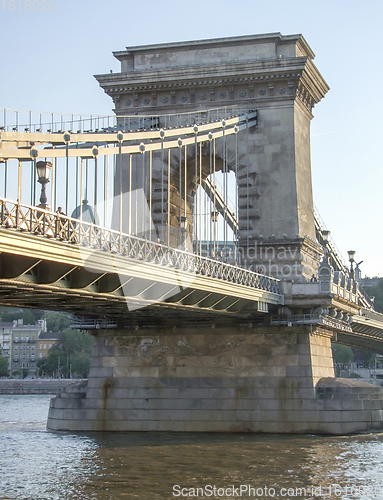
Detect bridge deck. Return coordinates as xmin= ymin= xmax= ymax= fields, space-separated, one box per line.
xmin=0 ymin=107 xmax=383 ymax=352
xmin=0 ymin=198 xmax=281 ymax=325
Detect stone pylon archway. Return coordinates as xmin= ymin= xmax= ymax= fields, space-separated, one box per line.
xmin=114 ymin=136 xmax=238 ymax=250
xmin=95 ymin=32 xmax=329 ymax=281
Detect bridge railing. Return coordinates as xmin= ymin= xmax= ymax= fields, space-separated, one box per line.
xmin=0 ymin=105 xmax=250 ymax=133
xmin=331 ymin=271 xmax=358 ymax=304
xmin=357 ymin=284 xmax=375 ymax=310
xmin=271 ymin=313 xmax=353 ymax=332
xmin=0 ymin=198 xmax=281 ymax=295
xmin=314 ymin=207 xmax=375 ymax=310
xmin=321 ymin=270 xmax=374 ymax=309
xmin=358 ymin=308 xmax=383 ymax=324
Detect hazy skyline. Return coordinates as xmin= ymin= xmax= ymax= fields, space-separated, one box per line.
xmin=1 ymin=0 xmax=382 ymax=277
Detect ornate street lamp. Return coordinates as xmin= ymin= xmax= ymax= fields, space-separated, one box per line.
xmin=178 ymin=216 xmax=187 ymax=248
xmin=322 ymin=230 xmax=330 ymax=259
xmin=322 ymin=230 xmax=330 ymax=242
xmin=36 ymin=160 xmax=52 ymax=208
xmin=211 ymin=210 xmax=219 ymax=222
xmin=211 ymin=210 xmax=219 ymax=256
xmin=177 ymin=215 xmax=187 ymax=229
xmin=348 ymin=250 xmax=356 ymax=279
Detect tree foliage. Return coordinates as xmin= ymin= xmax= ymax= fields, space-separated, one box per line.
xmin=44 ymin=311 xmax=71 ymax=332
xmin=0 ymin=308 xmax=38 ymax=325
xmin=332 ymin=344 xmax=354 ymax=364
xmin=0 ymin=349 xmax=9 ymax=377
xmin=69 ymin=352 xmax=91 ymax=378
xmin=37 ymin=328 xmax=93 ymax=378
xmin=352 ymin=348 xmax=376 ymax=367
xmin=37 ymin=350 xmax=62 ymax=377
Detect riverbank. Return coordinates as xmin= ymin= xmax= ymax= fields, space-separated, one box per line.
xmin=0 ymin=379 xmax=86 ymax=394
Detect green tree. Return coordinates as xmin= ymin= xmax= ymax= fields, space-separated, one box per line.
xmin=44 ymin=311 xmax=70 ymax=332
xmin=63 ymin=329 xmax=93 ymax=378
xmin=0 ymin=308 xmax=37 ymax=325
xmin=37 ymin=350 xmax=62 ymax=377
xmin=352 ymin=348 xmax=375 ymax=367
xmin=0 ymin=350 xmax=9 ymax=377
xmin=37 ymin=329 xmax=93 ymax=378
xmin=69 ymin=351 xmax=91 ymax=378
xmin=36 ymin=357 xmax=48 ymax=377
xmin=332 ymin=343 xmax=354 ymax=364
xmin=58 ymin=329 xmax=93 ymax=355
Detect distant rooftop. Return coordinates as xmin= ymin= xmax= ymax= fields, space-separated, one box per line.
xmin=39 ymin=331 xmax=60 ymax=340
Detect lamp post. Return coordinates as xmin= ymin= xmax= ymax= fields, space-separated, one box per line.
xmin=322 ymin=230 xmax=330 ymax=247
xmin=211 ymin=210 xmax=219 ymax=257
xmin=178 ymin=215 xmax=187 ymax=249
xmin=63 ymin=132 xmax=71 ymax=215
xmin=36 ymin=161 xmax=52 ymax=209
xmin=348 ymin=250 xmax=356 ymax=280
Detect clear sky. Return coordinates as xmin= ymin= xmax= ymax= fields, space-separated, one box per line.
xmin=1 ymin=0 xmax=382 ymax=277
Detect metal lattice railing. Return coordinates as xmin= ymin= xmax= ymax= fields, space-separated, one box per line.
xmin=0 ymin=105 xmax=251 ymax=133
xmin=314 ymin=207 xmax=375 ymax=310
xmin=0 ymin=198 xmax=281 ymax=295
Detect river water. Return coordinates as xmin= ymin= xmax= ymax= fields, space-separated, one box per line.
xmin=1 ymin=395 xmax=383 ymax=500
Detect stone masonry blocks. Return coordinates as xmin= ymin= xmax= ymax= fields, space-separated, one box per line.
xmin=47 ymin=325 xmax=383 ymax=434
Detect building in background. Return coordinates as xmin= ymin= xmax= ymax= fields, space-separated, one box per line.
xmin=10 ymin=319 xmax=42 ymax=378
xmin=37 ymin=331 xmax=59 ymax=362
xmin=0 ymin=318 xmax=61 ymax=378
xmin=0 ymin=322 xmax=12 ymax=370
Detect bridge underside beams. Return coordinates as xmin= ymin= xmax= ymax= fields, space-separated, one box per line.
xmin=0 ymin=279 xmax=267 ymax=326
xmin=0 ymin=245 xmax=277 ymax=327
xmin=337 ymin=325 xmax=383 ymax=353
xmin=47 ymin=324 xmax=383 ymax=434
xmin=1 ymin=241 xmax=383 ymax=350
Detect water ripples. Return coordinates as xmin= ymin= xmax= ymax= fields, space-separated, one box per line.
xmin=2 ymin=396 xmax=383 ymax=499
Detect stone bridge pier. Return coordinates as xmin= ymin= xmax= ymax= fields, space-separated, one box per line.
xmin=47 ymin=323 xmax=383 ymax=434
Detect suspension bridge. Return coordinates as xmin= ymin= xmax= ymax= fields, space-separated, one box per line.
xmin=1 ymin=32 xmax=383 ymax=434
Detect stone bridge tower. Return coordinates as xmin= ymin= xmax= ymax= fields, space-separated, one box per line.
xmin=95 ymin=33 xmax=329 ymax=282
xmin=47 ymin=34 xmax=383 ymax=435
